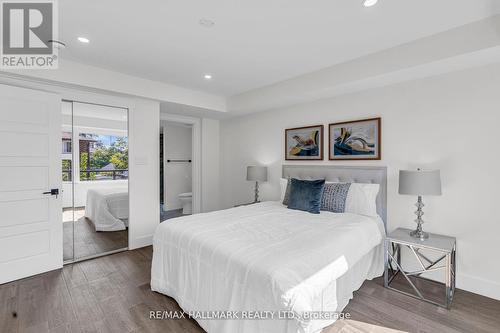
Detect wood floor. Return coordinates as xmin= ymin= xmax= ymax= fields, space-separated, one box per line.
xmin=1 ymin=247 xmax=499 ymax=333
xmin=63 ymin=215 xmax=128 ymax=261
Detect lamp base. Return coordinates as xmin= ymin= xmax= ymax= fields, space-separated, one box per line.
xmin=410 ymin=229 xmax=429 ymax=240
xmin=410 ymin=195 xmax=429 ymax=240
xmin=254 ymin=181 xmax=259 ymax=203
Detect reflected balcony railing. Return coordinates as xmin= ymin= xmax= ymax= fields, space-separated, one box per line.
xmin=62 ymin=169 xmax=128 ymax=181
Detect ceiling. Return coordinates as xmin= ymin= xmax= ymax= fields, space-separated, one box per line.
xmin=59 ymin=0 xmax=500 ymax=97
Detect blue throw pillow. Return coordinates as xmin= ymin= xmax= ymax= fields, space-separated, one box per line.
xmin=287 ymin=178 xmax=326 ymax=214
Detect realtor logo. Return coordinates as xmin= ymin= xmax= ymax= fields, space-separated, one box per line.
xmin=1 ymin=0 xmax=58 ymax=68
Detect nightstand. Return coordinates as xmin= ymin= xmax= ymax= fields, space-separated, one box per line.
xmin=384 ymin=228 xmax=456 ymax=309
xmin=234 ymin=201 xmax=259 ymax=207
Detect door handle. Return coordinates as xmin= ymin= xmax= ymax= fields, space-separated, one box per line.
xmin=42 ymin=188 xmax=59 ymax=197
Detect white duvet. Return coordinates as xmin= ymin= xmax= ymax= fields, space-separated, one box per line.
xmin=84 ymin=188 xmax=129 ymax=232
xmin=151 ymin=201 xmax=385 ymax=333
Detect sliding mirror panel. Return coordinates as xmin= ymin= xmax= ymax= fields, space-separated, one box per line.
xmin=62 ymin=101 xmax=128 ymax=262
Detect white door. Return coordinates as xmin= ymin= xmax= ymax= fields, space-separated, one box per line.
xmin=0 ymin=84 xmax=62 ymax=284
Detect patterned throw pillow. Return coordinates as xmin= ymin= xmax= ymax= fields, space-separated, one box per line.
xmin=282 ymin=178 xmax=292 ymax=205
xmin=321 ymin=183 xmax=351 ymax=213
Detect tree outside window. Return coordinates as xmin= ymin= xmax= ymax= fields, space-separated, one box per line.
xmin=62 ymin=159 xmax=72 ymax=181
xmin=79 ymin=134 xmax=128 ymax=181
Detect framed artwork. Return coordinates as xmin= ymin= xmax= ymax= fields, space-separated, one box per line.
xmin=329 ymin=117 xmax=381 ymax=160
xmin=285 ymin=125 xmax=324 ymax=160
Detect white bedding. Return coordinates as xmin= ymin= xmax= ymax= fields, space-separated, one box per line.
xmin=84 ymin=188 xmax=129 ymax=232
xmin=151 ymin=201 xmax=385 ymax=333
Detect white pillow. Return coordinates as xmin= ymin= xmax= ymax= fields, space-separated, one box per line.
xmin=280 ymin=178 xmax=288 ymax=202
xmin=345 ymin=183 xmax=380 ymax=217
xmin=327 ymin=181 xmax=380 ymax=217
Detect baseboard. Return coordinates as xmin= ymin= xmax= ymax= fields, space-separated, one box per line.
xmin=458 ymin=273 xmax=500 ymax=301
xmin=129 ymin=234 xmax=153 ymax=250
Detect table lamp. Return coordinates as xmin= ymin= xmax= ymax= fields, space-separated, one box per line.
xmin=399 ymin=169 xmax=442 ymax=240
xmin=246 ymin=166 xmax=267 ymax=203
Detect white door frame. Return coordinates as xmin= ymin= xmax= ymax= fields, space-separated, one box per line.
xmin=160 ymin=113 xmax=201 ymax=214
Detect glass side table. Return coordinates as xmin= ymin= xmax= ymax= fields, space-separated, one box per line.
xmin=384 ymin=228 xmax=456 ymax=309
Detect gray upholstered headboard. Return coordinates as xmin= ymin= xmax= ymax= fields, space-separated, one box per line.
xmin=282 ymin=165 xmax=387 ymax=230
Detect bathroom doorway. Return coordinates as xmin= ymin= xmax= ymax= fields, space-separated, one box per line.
xmin=160 ymin=119 xmax=195 ymax=222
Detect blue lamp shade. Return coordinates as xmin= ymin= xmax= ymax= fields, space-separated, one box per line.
xmin=246 ymin=166 xmax=267 ymax=182
xmin=399 ymin=169 xmax=442 ymax=196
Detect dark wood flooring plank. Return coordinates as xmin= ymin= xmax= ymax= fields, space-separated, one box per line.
xmin=360 ymin=279 xmax=500 ymax=333
xmin=0 ymin=285 xmax=19 ymax=333
xmin=136 ymin=246 xmax=153 ymax=261
xmin=16 ymin=276 xmax=49 ymax=331
xmin=128 ymin=303 xmax=168 ymax=333
xmin=344 ymin=291 xmax=418 ymax=332
xmin=101 ymin=308 xmax=141 ymax=333
xmin=62 ymin=263 xmax=88 ymax=289
xmin=67 ymin=283 xmax=105 ymax=325
xmin=42 ymin=270 xmax=77 ymax=329
xmin=78 ymin=257 xmax=112 ymax=283
xmin=18 ymin=321 xmax=49 ymax=333
xmin=0 ymin=294 xmax=19 ymax=333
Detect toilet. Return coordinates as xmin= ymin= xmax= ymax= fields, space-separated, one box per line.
xmin=178 ymin=192 xmax=193 ymax=214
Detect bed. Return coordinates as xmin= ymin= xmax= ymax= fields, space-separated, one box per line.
xmin=84 ymin=187 xmax=129 ymax=232
xmin=151 ymin=165 xmax=387 ymax=333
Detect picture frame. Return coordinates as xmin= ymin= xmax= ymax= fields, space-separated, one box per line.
xmin=285 ymin=125 xmax=324 ymax=160
xmin=329 ymin=117 xmax=381 ymax=160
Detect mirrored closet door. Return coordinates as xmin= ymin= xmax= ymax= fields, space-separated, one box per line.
xmin=62 ymin=101 xmax=129 ymax=262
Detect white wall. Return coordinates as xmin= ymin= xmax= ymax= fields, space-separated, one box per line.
xmin=220 ymin=63 xmax=500 ymax=300
xmin=163 ymin=122 xmax=192 ymax=210
xmin=201 ymin=118 xmax=221 ymax=212
xmin=129 ymin=99 xmax=160 ymax=249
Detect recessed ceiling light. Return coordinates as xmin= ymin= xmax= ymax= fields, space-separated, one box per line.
xmin=199 ymin=18 xmax=215 ymax=28
xmin=204 ymin=74 xmax=212 ymax=80
xmin=363 ymin=0 xmax=378 ymax=7
xmin=77 ymin=37 xmax=90 ymax=43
